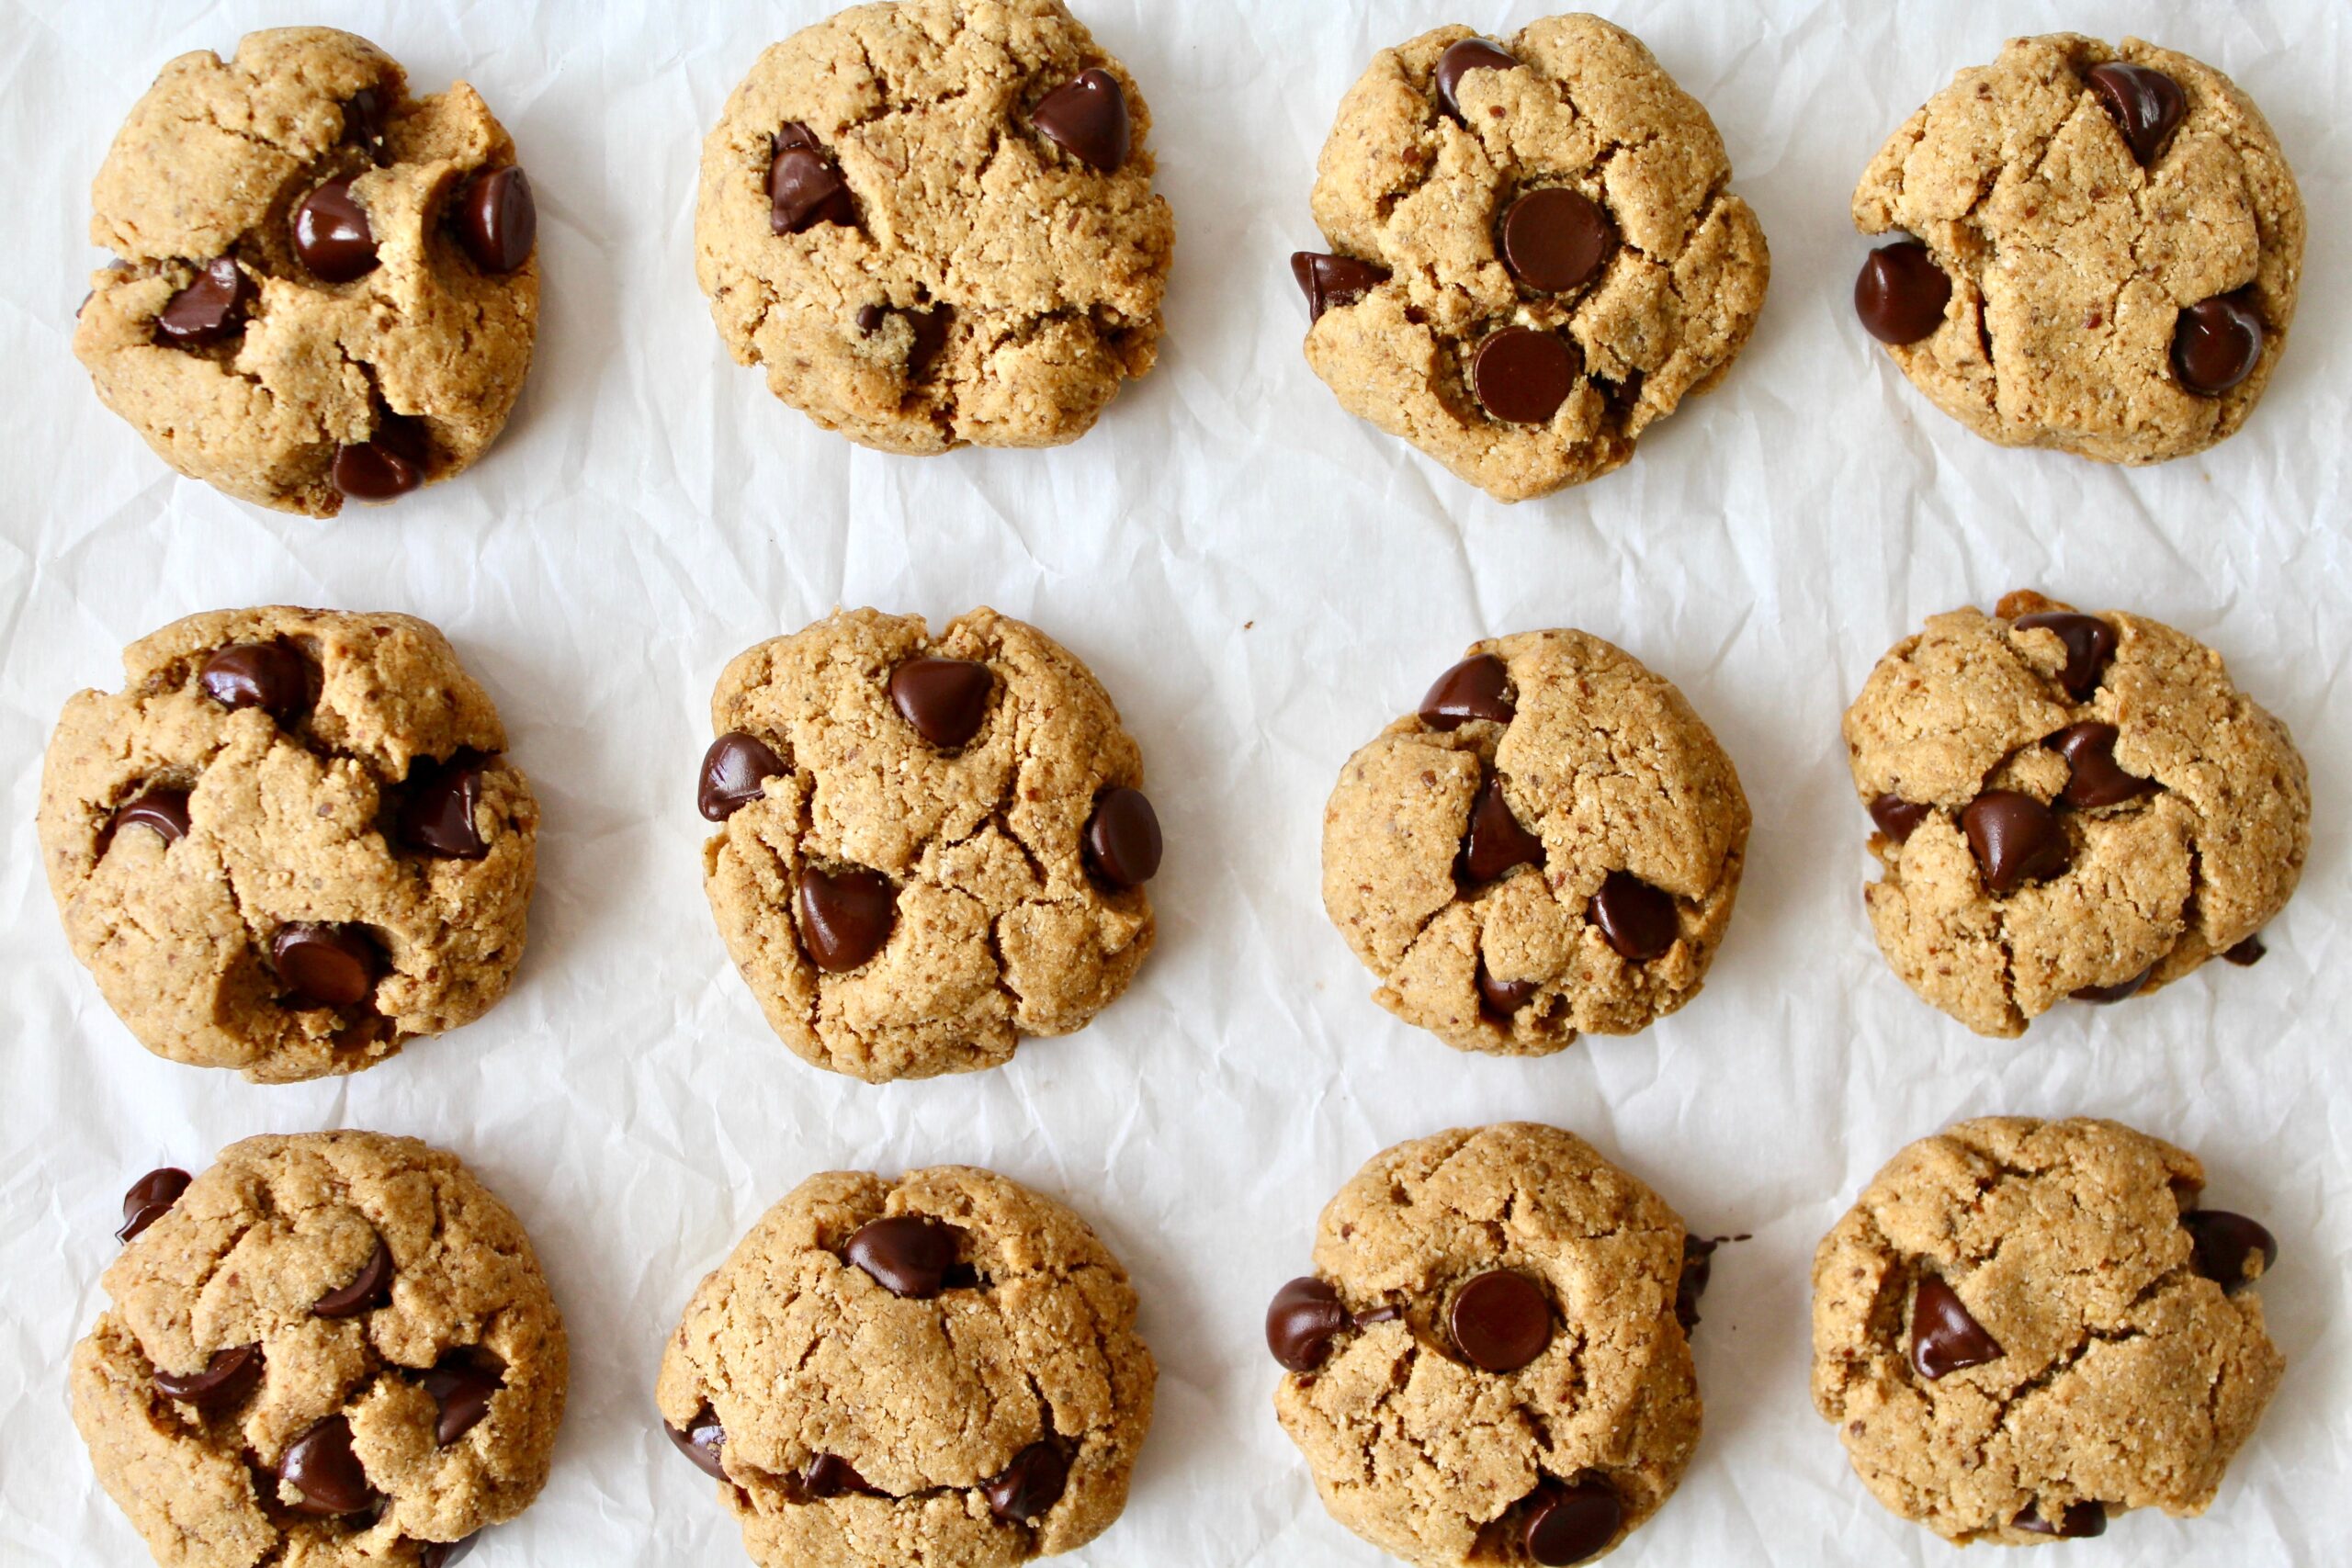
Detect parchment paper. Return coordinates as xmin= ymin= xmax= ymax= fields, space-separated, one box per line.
xmin=4 ymin=2 xmax=2347 ymax=1563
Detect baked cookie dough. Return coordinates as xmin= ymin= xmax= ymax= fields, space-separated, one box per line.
xmin=39 ymin=608 xmax=538 ymax=1082
xmin=695 ymin=0 xmax=1173 ymax=454
xmin=1852 ymin=34 xmax=2303 ymax=464
xmin=74 ymin=27 xmax=540 ymax=516
xmin=72 ymin=1131 xmax=569 ymax=1568
xmin=1844 ymin=591 xmax=2307 ymax=1037
xmin=1813 ymin=1116 xmax=2284 ymax=1544
xmin=1268 ymin=1124 xmax=1706 ymax=1566
xmin=1293 ymin=16 xmax=1770 ymax=502
xmin=659 ymin=1165 xmax=1156 ymax=1568
xmin=1322 ymin=630 xmax=1747 ymax=1055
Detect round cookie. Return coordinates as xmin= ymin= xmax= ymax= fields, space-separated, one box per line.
xmin=38 ymin=608 xmax=538 ymax=1082
xmin=1293 ymin=16 xmax=1770 ymax=502
xmin=71 ymin=1131 xmax=569 ymax=1568
xmin=1851 ymin=34 xmax=2304 ymax=464
xmin=1267 ymin=1124 xmax=1705 ymax=1567
xmin=1322 ymin=630 xmax=1748 ymax=1055
xmin=658 ymin=1165 xmax=1156 ymax=1568
xmin=695 ymin=0 xmax=1173 ymax=454
xmin=1812 ymin=1116 xmax=2285 ymax=1544
xmin=1844 ymin=591 xmax=2308 ymax=1037
xmin=699 ymin=606 xmax=1159 ymax=1082
xmin=74 ymin=27 xmax=541 ymax=516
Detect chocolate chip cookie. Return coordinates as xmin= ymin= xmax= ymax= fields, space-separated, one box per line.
xmin=1293 ymin=16 xmax=1770 ymax=502
xmin=72 ymin=1131 xmax=569 ymax=1568
xmin=38 ymin=608 xmax=538 ymax=1082
xmin=74 ymin=27 xmax=540 ymax=515
xmin=700 ymin=607 xmax=1159 ymax=1082
xmin=1322 ymin=630 xmax=1748 ymax=1055
xmin=1852 ymin=34 xmax=2303 ymax=464
xmin=1845 ymin=592 xmax=2307 ymax=1036
xmin=1813 ymin=1117 xmax=2284 ymax=1544
xmin=658 ymin=1165 xmax=1155 ymax=1568
xmin=695 ymin=0 xmax=1173 ymax=454
xmin=1269 ymin=1124 xmax=1706 ymax=1567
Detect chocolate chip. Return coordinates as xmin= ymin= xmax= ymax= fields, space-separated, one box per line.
xmin=117 ymin=1167 xmax=191 ymax=1244
xmin=1854 ymin=241 xmax=1951 ymax=344
xmin=333 ymin=411 xmax=431 ymax=502
xmin=1266 ymin=1277 xmax=1352 ymax=1372
xmin=2015 ymin=1499 xmax=2108 ymax=1539
xmin=1030 ymin=70 xmax=1130 ymax=172
xmin=2071 ymin=967 xmax=2151 ymax=1004
xmin=699 ymin=731 xmax=787 ymax=821
xmin=1354 ymin=1304 xmax=1403 ymax=1327
xmin=2050 ymin=721 xmax=2154 ymax=809
xmin=1419 ymin=654 xmax=1514 ymax=730
xmin=1502 ymin=187 xmax=1613 ymax=293
xmin=797 ymin=866 xmax=897 ymax=972
xmin=668 ymin=1408 xmax=728 ymax=1481
xmin=2086 ymin=62 xmax=2186 ymax=165
xmin=983 ymin=1441 xmax=1069 ymax=1523
xmin=2011 ymin=610 xmax=2118 ymax=698
xmin=1448 ymin=1269 xmax=1551 ymax=1372
xmin=399 ymin=752 xmax=492 ymax=859
xmin=420 ymin=1349 xmax=503 ymax=1445
xmin=200 ymin=641 xmax=311 ymax=721
xmin=1589 ymin=871 xmax=1677 ymax=963
xmin=1476 ymin=961 xmax=1539 ymax=1022
xmin=292 ymin=177 xmax=379 ymax=283
xmin=418 ymin=1537 xmax=479 ymax=1568
xmin=278 ymin=1415 xmax=379 ymax=1517
xmin=769 ymin=138 xmax=855 ymax=235
xmin=114 ymin=787 xmax=192 ymax=846
xmin=2173 ymin=291 xmax=2265 ymax=395
xmin=844 ymin=1213 xmax=962 ymax=1298
xmin=1524 ymin=1477 xmax=1622 ymax=1565
xmin=1909 ymin=1275 xmax=2002 ymax=1379
xmin=1961 ymin=791 xmax=2071 ymax=896
xmin=889 ymin=658 xmax=993 ymax=749
xmin=1458 ymin=771 xmax=1544 ymax=886
xmin=2223 ymin=934 xmax=2267 ymax=966
xmin=453 ymin=167 xmax=537 ymax=273
xmin=1290 ymin=252 xmax=1390 ymax=321
xmin=1084 ymin=786 xmax=1162 ymax=887
xmin=1434 ymin=39 xmax=1519 ymax=121
xmin=1675 ymin=1236 xmax=1718 ymax=1331
xmin=2183 ymin=1210 xmax=2278 ymax=1291
xmin=156 ymin=258 xmax=249 ymax=347
xmin=313 ymin=1240 xmax=394 ymax=1317
xmin=272 ymin=923 xmax=382 ymax=1009
xmin=855 ymin=304 xmax=886 ymax=333
xmin=906 ymin=306 xmax=954 ymax=377
xmin=1868 ymin=795 xmax=1934 ymax=842
xmin=343 ymin=87 xmax=392 ymax=165
xmin=153 ymin=1343 xmax=264 ymax=1409
xmin=1472 ymin=326 xmax=1577 ymax=424
xmin=786 ymin=1452 xmax=876 ymax=1499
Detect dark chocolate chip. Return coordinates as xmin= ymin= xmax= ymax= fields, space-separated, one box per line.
xmin=905 ymin=306 xmax=954 ymax=377
xmin=420 ymin=1349 xmax=503 ymax=1445
xmin=272 ymin=923 xmax=382 ymax=1009
xmin=855 ymin=303 xmax=886 ymax=333
xmin=889 ymin=658 xmax=993 ymax=749
xmin=1084 ymin=787 xmax=1162 ymax=888
xmin=769 ymin=143 xmax=854 ymax=235
xmin=1675 ymin=1236 xmax=1718 ymax=1331
xmin=418 ymin=1537 xmax=479 ymax=1568
xmin=1031 ymin=70 xmax=1130 ymax=172
xmin=1448 ymin=1269 xmax=1551 ymax=1372
xmin=115 ymin=787 xmax=193 ymax=846
xmin=1458 ymin=771 xmax=1544 ymax=886
xmin=292 ymin=177 xmax=379 ymax=283
xmin=797 ymin=866 xmax=898 ymax=972
xmin=454 ymin=167 xmax=537 ymax=273
xmin=2071 ymin=967 xmax=2152 ymax=1004
xmin=200 ymin=642 xmax=311 ymax=721
xmin=2223 ymin=934 xmax=2267 ymax=967
xmin=1266 ymin=1277 xmax=1352 ymax=1372
xmin=2011 ymin=611 xmax=2118 ymax=698
xmin=1476 ymin=960 xmax=1539 ymax=1022
xmin=699 ymin=732 xmax=787 ymax=821
xmin=343 ymin=87 xmax=392 ymax=164
xmin=668 ymin=1408 xmax=728 ymax=1481
xmin=2015 ymin=1499 xmax=2109 ymax=1539
xmin=983 ymin=1441 xmax=1069 ymax=1524
xmin=1419 ymin=653 xmax=1514 ymax=730
xmin=1869 ymin=795 xmax=1934 ymax=842
xmin=1434 ymin=39 xmax=1519 ymax=121
xmin=2173 ymin=291 xmax=2265 ymax=396
xmin=332 ymin=412 xmax=431 ymax=502
xmin=1472 ymin=326 xmax=1577 ymax=424
xmin=1854 ymin=241 xmax=1951 ymax=344
xmin=399 ymin=752 xmax=493 ymax=859
xmin=313 ymin=1241 xmax=394 ymax=1317
xmin=2086 ymin=61 xmax=2186 ymax=165
xmin=156 ymin=258 xmax=250 ymax=347
xmin=1354 ymin=1304 xmax=1403 ymax=1326
xmin=1960 ymin=790 xmax=2071 ymax=896
xmin=1502 ymin=187 xmax=1613 ymax=293
xmin=2051 ymin=722 xmax=2154 ymax=809
xmin=1290 ymin=252 xmax=1390 ymax=321
xmin=1524 ymin=1477 xmax=1622 ymax=1565
xmin=153 ymin=1343 xmax=265 ymax=1409
xmin=802 ymin=1452 xmax=880 ymax=1498
xmin=1588 ymin=871 xmax=1677 ymax=963
xmin=117 ymin=1167 xmax=191 ymax=1245
xmin=2183 ymin=1210 xmax=2278 ymax=1291
xmin=844 ymin=1213 xmax=962 ymax=1298
xmin=278 ymin=1415 xmax=379 ymax=1517
xmin=1909 ymin=1275 xmax=2002 ymax=1379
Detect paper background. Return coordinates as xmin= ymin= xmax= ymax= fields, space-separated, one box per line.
xmin=3 ymin=1 xmax=2347 ymax=1563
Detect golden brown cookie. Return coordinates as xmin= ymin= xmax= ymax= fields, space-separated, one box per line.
xmin=658 ymin=1165 xmax=1156 ymax=1568
xmin=71 ymin=1131 xmax=569 ymax=1568
xmin=1813 ymin=1117 xmax=2285 ymax=1544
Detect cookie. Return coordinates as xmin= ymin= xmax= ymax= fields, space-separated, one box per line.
xmin=1322 ymin=630 xmax=1747 ymax=1055
xmin=699 ymin=607 xmax=1159 ymax=1082
xmin=71 ymin=1131 xmax=569 ymax=1568
xmin=695 ymin=0 xmax=1173 ymax=455
xmin=658 ymin=1165 xmax=1155 ymax=1568
xmin=74 ymin=27 xmax=540 ymax=516
xmin=1844 ymin=591 xmax=2307 ymax=1037
xmin=1267 ymin=1124 xmax=1705 ymax=1567
xmin=1852 ymin=34 xmax=2303 ymax=464
xmin=38 ymin=608 xmax=538 ymax=1082
xmin=1813 ymin=1117 xmax=2285 ymax=1544
xmin=1293 ymin=16 xmax=1770 ymax=502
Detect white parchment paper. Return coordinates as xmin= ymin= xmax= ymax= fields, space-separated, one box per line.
xmin=4 ymin=2 xmax=2348 ymax=1563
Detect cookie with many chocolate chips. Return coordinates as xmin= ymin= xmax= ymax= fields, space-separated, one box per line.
xmin=1322 ymin=630 xmax=1747 ymax=1055
xmin=1813 ymin=1117 xmax=2284 ymax=1544
xmin=70 ymin=1131 xmax=568 ymax=1568
xmin=1270 ymin=1124 xmax=1704 ymax=1567
xmin=700 ymin=607 xmax=1157 ymax=1081
xmin=658 ymin=1165 xmax=1155 ymax=1568
xmin=74 ymin=28 xmax=540 ymax=515
xmin=1294 ymin=17 xmax=1770 ymax=502
xmin=1852 ymin=34 xmax=2303 ymax=464
xmin=1844 ymin=592 xmax=2307 ymax=1036
xmin=695 ymin=0 xmax=1173 ymax=454
xmin=38 ymin=608 xmax=537 ymax=1082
